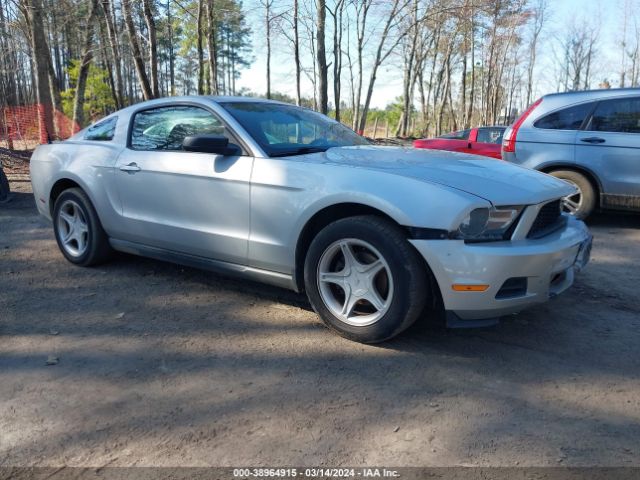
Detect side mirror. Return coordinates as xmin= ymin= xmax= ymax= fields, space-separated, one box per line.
xmin=182 ymin=135 xmax=241 ymax=155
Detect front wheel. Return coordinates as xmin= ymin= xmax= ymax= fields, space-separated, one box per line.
xmin=304 ymin=215 xmax=429 ymax=343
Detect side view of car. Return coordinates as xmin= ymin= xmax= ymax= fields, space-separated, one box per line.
xmin=502 ymin=88 xmax=640 ymax=219
xmin=30 ymin=96 xmax=591 ymax=343
xmin=413 ymin=126 xmax=506 ymax=159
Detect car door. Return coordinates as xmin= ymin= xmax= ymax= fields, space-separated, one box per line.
xmin=576 ymin=96 xmax=640 ymax=210
xmin=438 ymin=128 xmax=474 ymax=153
xmin=471 ymin=127 xmax=505 ymax=159
xmin=114 ymin=103 xmax=253 ymax=265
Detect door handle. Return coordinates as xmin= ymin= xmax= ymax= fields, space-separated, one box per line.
xmin=580 ymin=137 xmax=606 ymax=144
xmin=119 ymin=162 xmax=141 ymax=172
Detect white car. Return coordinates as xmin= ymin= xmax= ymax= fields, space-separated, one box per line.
xmin=30 ymin=96 xmax=592 ymax=343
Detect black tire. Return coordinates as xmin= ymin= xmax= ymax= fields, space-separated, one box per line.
xmin=304 ymin=215 xmax=428 ymax=343
xmin=0 ymin=167 xmax=10 ymax=204
xmin=52 ymin=187 xmax=112 ymax=266
xmin=548 ymin=170 xmax=596 ymax=220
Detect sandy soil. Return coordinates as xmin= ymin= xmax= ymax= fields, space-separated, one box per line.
xmin=1 ymin=181 xmax=639 ymax=468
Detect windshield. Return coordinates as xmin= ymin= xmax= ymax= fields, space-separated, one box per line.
xmin=219 ymin=101 xmax=370 ymax=157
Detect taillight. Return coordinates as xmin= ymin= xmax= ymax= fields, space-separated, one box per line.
xmin=503 ymin=98 xmax=543 ymax=153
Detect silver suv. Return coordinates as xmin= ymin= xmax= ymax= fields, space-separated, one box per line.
xmin=502 ymin=88 xmax=640 ymax=219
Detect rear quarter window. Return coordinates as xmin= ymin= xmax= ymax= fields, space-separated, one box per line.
xmin=84 ymin=117 xmax=117 ymax=141
xmin=533 ymin=102 xmax=594 ymax=130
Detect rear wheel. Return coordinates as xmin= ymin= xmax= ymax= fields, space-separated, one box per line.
xmin=304 ymin=215 xmax=428 ymax=343
xmin=53 ymin=188 xmax=112 ymax=266
xmin=548 ymin=170 xmax=596 ymax=220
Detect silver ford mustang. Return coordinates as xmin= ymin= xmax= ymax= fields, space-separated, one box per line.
xmin=30 ymin=96 xmax=592 ymax=343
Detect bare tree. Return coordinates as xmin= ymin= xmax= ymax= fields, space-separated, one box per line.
xmin=121 ymin=0 xmax=153 ymax=100
xmin=316 ymin=0 xmax=328 ymax=114
xmin=206 ymin=0 xmax=219 ymax=94
xmin=0 ymin=0 xmax=20 ymax=106
xmin=100 ymin=0 xmax=124 ymax=108
xmin=352 ymin=0 xmax=372 ymax=130
xmin=357 ymin=0 xmax=412 ymax=134
xmin=328 ymin=0 xmax=345 ymax=120
xmin=293 ymin=0 xmax=301 ymax=104
xmin=558 ymin=19 xmax=599 ymax=91
xmin=21 ymin=0 xmax=57 ymax=139
xmin=197 ymin=0 xmax=205 ymax=94
xmin=525 ymin=0 xmax=547 ymax=105
xmin=72 ymin=0 xmax=99 ymax=129
xmin=399 ymin=0 xmax=420 ymax=136
xmin=142 ymin=0 xmax=160 ymax=97
xmin=260 ymin=0 xmax=274 ymax=98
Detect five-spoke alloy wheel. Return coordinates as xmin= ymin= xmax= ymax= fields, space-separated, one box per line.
xmin=549 ymin=170 xmax=596 ymax=220
xmin=560 ymin=180 xmax=583 ymax=216
xmin=53 ymin=188 xmax=111 ymax=266
xmin=317 ymin=239 xmax=394 ymax=326
xmin=304 ymin=215 xmax=430 ymax=343
xmin=57 ymin=199 xmax=89 ymax=257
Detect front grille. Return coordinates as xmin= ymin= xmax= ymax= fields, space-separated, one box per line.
xmin=527 ymin=199 xmax=566 ymax=239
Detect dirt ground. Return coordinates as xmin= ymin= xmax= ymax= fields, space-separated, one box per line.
xmin=1 ymin=181 xmax=639 ymax=468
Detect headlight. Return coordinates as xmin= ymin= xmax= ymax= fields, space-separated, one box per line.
xmin=454 ymin=206 xmax=524 ymax=241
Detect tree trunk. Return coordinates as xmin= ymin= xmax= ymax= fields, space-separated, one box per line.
xmin=330 ymin=0 xmax=344 ymax=121
xmin=0 ymin=0 xmax=19 ymax=105
xmin=167 ymin=0 xmax=175 ymax=95
xmin=293 ymin=0 xmax=301 ymax=105
xmin=265 ymin=0 xmax=271 ymax=98
xmin=46 ymin=54 xmax=61 ymax=120
xmin=400 ymin=0 xmax=418 ymax=136
xmin=100 ymin=0 xmax=124 ymax=108
xmin=72 ymin=0 xmax=98 ymax=130
xmin=23 ymin=0 xmax=56 ymax=141
xmin=121 ymin=0 xmax=153 ymax=100
xmin=352 ymin=1 xmax=371 ymax=131
xmin=316 ymin=0 xmax=328 ymax=114
xmin=197 ymin=0 xmax=205 ymax=94
xmin=142 ymin=0 xmax=159 ymax=98
xmin=206 ymin=0 xmax=218 ymax=95
xmin=466 ymin=12 xmax=475 ymax=128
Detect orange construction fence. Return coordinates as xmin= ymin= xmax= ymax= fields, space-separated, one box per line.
xmin=1 ymin=104 xmax=79 ymax=150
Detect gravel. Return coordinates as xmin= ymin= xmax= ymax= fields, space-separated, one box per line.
xmin=1 ymin=182 xmax=639 ymax=467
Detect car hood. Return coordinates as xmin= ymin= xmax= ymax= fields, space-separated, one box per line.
xmin=305 ymin=145 xmax=575 ymax=205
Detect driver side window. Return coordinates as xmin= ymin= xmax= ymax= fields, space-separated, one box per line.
xmin=130 ymin=105 xmax=230 ymax=151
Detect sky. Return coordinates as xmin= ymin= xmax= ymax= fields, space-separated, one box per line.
xmin=235 ymin=0 xmax=621 ymax=109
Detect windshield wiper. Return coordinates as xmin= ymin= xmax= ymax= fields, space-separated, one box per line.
xmin=270 ymin=146 xmax=330 ymax=158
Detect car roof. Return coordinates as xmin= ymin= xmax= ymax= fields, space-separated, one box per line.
xmin=205 ymin=95 xmax=290 ymax=105
xmin=542 ymin=88 xmax=640 ymax=101
xmin=112 ymin=95 xmax=291 ymax=116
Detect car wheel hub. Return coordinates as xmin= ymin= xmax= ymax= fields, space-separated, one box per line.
xmin=562 ymin=180 xmax=583 ymax=215
xmin=317 ymin=239 xmax=393 ymax=327
xmin=57 ymin=199 xmax=89 ymax=257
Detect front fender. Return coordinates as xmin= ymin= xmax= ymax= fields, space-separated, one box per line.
xmin=247 ymin=157 xmax=489 ymax=276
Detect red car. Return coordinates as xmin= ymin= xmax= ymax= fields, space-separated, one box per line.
xmin=413 ymin=126 xmax=506 ymax=159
